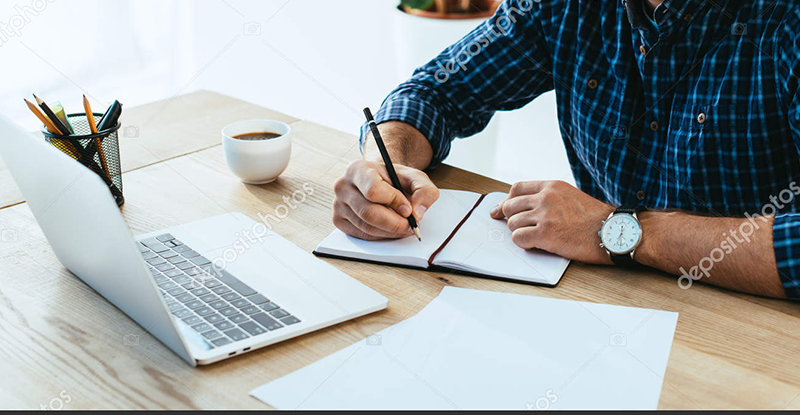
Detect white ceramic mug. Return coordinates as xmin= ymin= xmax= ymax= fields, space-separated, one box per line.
xmin=222 ymin=120 xmax=291 ymax=184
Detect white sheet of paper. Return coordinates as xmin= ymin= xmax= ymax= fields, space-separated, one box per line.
xmin=251 ymin=287 xmax=679 ymax=410
xmin=435 ymin=192 xmax=570 ymax=284
xmin=314 ymin=190 xmax=481 ymax=267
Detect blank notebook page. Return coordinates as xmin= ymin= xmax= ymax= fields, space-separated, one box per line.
xmin=315 ymin=190 xmax=481 ymax=268
xmin=434 ymin=192 xmax=570 ymax=284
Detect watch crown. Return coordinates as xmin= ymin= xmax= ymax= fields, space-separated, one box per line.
xmin=599 ymin=243 xmax=605 ymax=248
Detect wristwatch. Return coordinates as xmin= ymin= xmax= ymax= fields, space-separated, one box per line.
xmin=599 ymin=206 xmax=646 ymax=267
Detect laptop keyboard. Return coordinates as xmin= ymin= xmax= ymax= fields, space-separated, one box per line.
xmin=138 ymin=233 xmax=301 ymax=349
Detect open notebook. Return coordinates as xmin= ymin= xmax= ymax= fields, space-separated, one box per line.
xmin=314 ymin=190 xmax=570 ymax=286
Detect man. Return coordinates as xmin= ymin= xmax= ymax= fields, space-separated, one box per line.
xmin=332 ymin=0 xmax=800 ymax=299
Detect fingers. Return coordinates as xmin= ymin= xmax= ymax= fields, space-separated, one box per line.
xmin=490 ymin=194 xmax=539 ymax=220
xmin=508 ymin=180 xmax=550 ymax=198
xmin=352 ymin=166 xmax=413 ymax=218
xmin=511 ymin=227 xmax=542 ymax=250
xmin=335 ymin=200 xmax=413 ymax=239
xmin=506 ymin=210 xmax=538 ymax=232
xmin=337 ymin=182 xmax=413 ymax=236
xmin=397 ymin=168 xmax=439 ymax=221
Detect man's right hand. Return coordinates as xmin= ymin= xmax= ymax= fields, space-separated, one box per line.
xmin=332 ymin=159 xmax=440 ymax=241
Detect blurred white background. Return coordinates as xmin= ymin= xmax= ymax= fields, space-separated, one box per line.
xmin=0 ymin=0 xmax=571 ymax=184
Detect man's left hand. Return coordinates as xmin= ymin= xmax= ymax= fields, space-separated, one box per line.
xmin=490 ymin=180 xmax=616 ymax=264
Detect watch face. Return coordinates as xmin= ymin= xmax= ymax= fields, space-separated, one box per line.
xmin=601 ymin=213 xmax=642 ymax=255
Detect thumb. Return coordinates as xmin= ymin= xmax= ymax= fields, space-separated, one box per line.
xmin=396 ymin=168 xmax=439 ymax=221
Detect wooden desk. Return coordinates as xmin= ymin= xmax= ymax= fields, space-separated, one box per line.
xmin=1 ymin=91 xmax=799 ymax=409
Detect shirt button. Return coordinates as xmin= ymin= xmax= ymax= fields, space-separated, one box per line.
xmin=649 ymin=121 xmax=660 ymax=131
xmin=636 ymin=190 xmax=646 ymax=201
xmin=682 ymin=13 xmax=692 ymax=22
xmin=697 ymin=113 xmax=707 ymax=124
xmin=639 ymin=45 xmax=647 ymax=55
xmin=587 ymin=79 xmax=598 ymax=90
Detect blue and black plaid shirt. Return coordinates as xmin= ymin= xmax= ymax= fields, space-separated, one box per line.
xmin=361 ymin=0 xmax=800 ymax=298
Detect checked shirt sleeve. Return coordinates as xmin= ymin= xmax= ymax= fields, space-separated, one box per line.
xmin=360 ymin=0 xmax=555 ymax=167
xmin=774 ymin=15 xmax=800 ymax=300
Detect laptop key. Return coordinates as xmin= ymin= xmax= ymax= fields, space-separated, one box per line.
xmin=223 ymin=328 xmax=249 ymax=342
xmin=138 ymin=243 xmax=150 ymax=253
xmin=201 ymin=330 xmax=223 ymax=340
xmin=241 ymin=305 xmax=261 ymax=315
xmin=219 ymin=307 xmax=238 ymax=317
xmin=209 ymin=300 xmax=228 ymax=310
xmin=270 ymin=309 xmax=289 ymax=319
xmin=168 ymin=302 xmax=183 ymax=311
xmin=164 ymin=269 xmax=183 ymax=278
xmin=171 ymin=239 xmax=184 ymax=246
xmin=174 ymin=245 xmax=192 ymax=253
xmin=156 ymin=233 xmax=175 ymax=242
xmin=190 ymin=256 xmax=211 ymax=266
xmin=214 ymin=321 xmax=234 ymax=331
xmin=246 ymin=294 xmax=270 ymax=305
xmin=156 ymin=263 xmax=175 ymax=272
xmin=158 ymin=281 xmax=178 ymax=290
xmin=251 ymin=313 xmax=283 ymax=331
xmin=259 ymin=302 xmax=279 ymax=312
xmin=185 ymin=300 xmax=204 ymax=309
xmin=184 ymin=267 xmax=201 ymax=276
xmin=191 ymin=322 xmax=211 ymax=332
xmin=182 ymin=250 xmax=200 ymax=258
xmin=211 ymin=337 xmax=232 ymax=347
xmin=173 ymin=275 xmax=191 ymax=284
xmin=149 ymin=243 xmax=170 ymax=253
xmin=204 ymin=279 xmax=222 ymax=288
xmin=146 ymin=257 xmax=166 ymax=266
xmin=231 ymin=299 xmax=251 ymax=308
xmin=239 ymin=321 xmax=267 ymax=336
xmin=230 ymin=314 xmax=249 ymax=324
xmin=176 ymin=262 xmax=195 ymax=270
xmin=221 ymin=292 xmax=240 ymax=301
xmin=195 ymin=307 xmax=214 ymax=316
xmin=149 ymin=267 xmax=160 ymax=276
xmin=141 ymin=237 xmax=162 ymax=247
xmin=167 ymin=256 xmax=186 ymax=264
xmin=211 ymin=286 xmax=231 ymax=295
xmin=154 ymin=275 xmax=169 ymax=284
xmin=176 ymin=293 xmax=194 ymax=303
xmin=280 ymin=316 xmax=300 ymax=325
xmin=204 ymin=314 xmax=224 ymax=324
xmin=160 ymin=250 xmax=179 ymax=259
xmin=167 ymin=287 xmax=185 ymax=296
xmin=173 ymin=309 xmax=192 ymax=318
xmin=191 ymin=287 xmax=211 ymax=296
xmin=199 ymin=293 xmax=217 ymax=303
xmin=182 ymin=315 xmax=202 ymax=325
xmin=142 ymin=251 xmax=158 ymax=260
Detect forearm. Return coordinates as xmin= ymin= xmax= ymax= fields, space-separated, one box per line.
xmin=362 ymin=121 xmax=434 ymax=170
xmin=635 ymin=211 xmax=786 ymax=298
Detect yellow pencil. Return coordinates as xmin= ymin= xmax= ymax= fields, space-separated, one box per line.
xmin=83 ymin=95 xmax=111 ymax=176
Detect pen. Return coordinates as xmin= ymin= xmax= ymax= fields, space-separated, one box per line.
xmin=363 ymin=107 xmax=421 ymax=241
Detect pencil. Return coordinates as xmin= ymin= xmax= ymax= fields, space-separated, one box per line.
xmin=33 ymin=94 xmax=70 ymax=136
xmin=24 ymin=98 xmax=60 ymax=134
xmin=83 ymin=95 xmax=111 ymax=177
xmin=24 ymin=98 xmax=81 ymax=160
xmin=363 ymin=107 xmax=421 ymax=241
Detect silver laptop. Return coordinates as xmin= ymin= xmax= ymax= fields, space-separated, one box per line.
xmin=0 ymin=115 xmax=387 ymax=366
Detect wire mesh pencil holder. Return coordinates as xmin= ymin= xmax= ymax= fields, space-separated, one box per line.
xmin=42 ymin=113 xmax=125 ymax=207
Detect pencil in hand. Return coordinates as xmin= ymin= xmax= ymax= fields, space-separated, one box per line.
xmin=363 ymin=107 xmax=421 ymax=241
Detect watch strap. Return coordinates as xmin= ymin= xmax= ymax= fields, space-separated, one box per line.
xmin=608 ymin=205 xmax=647 ymax=267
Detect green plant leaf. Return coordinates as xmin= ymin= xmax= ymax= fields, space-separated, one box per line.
xmin=400 ymin=0 xmax=435 ymax=10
